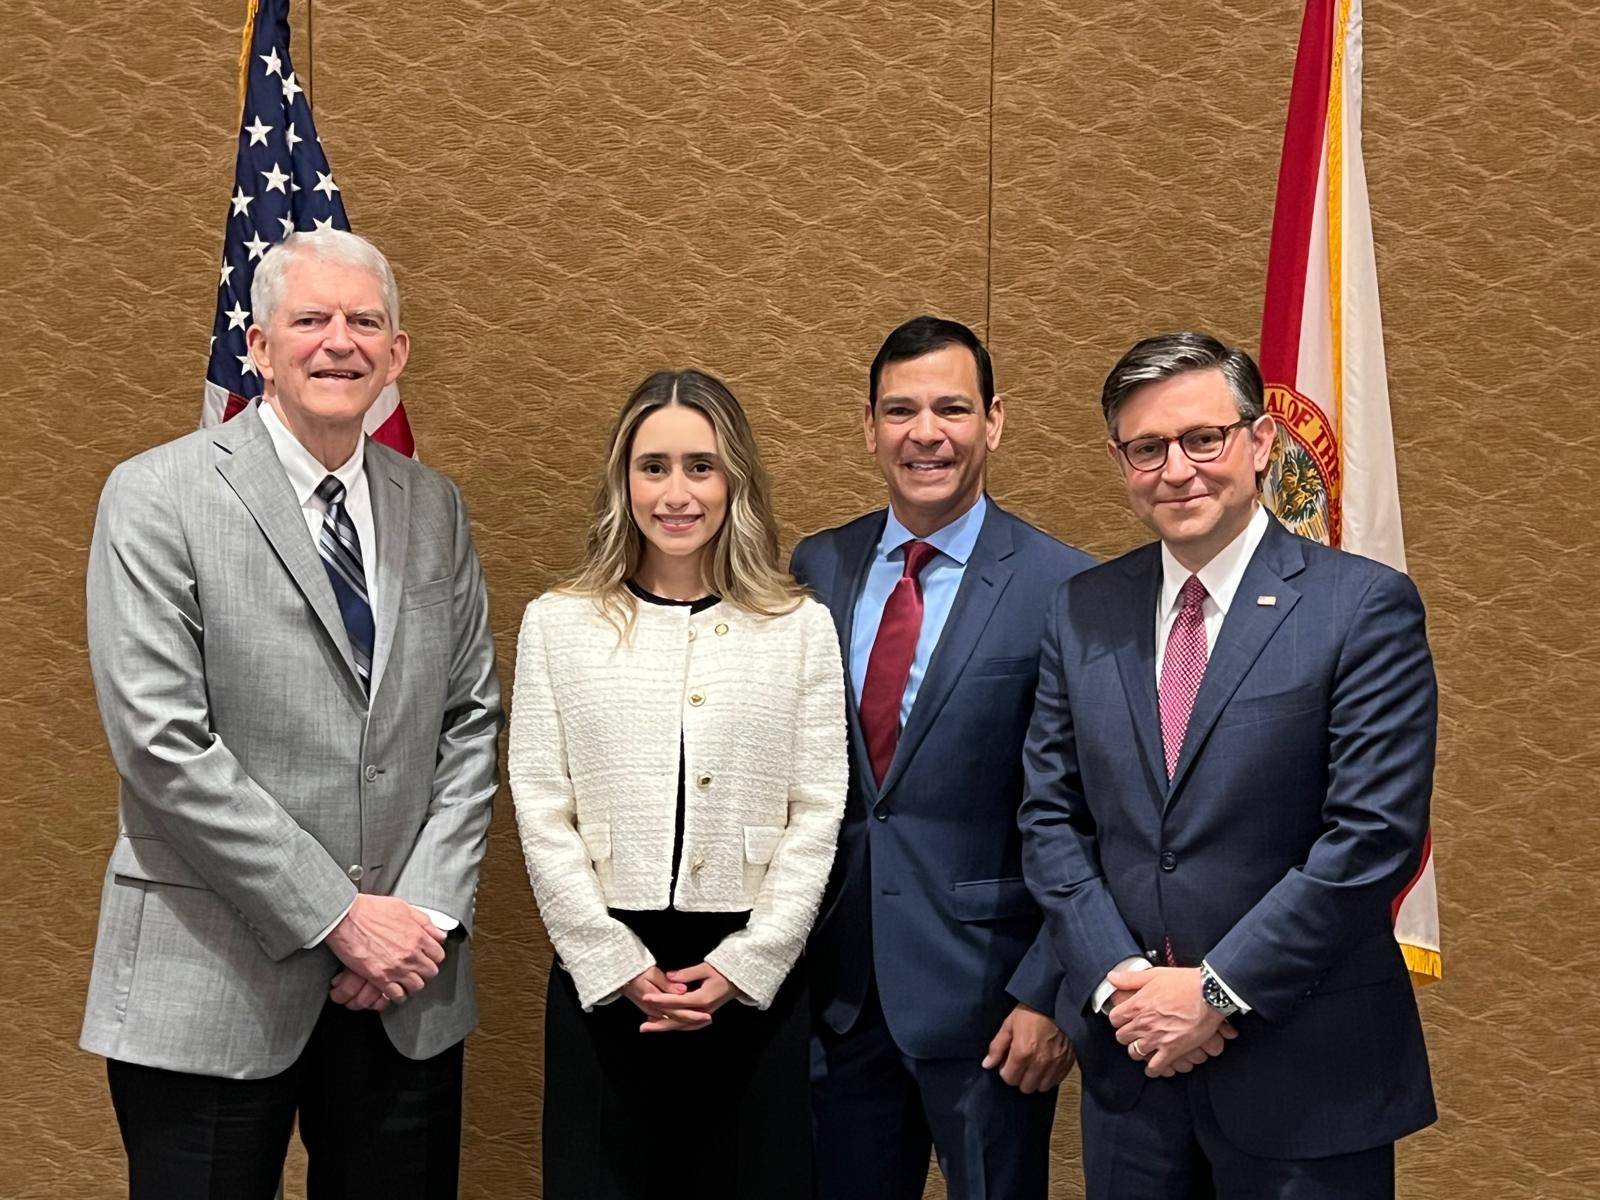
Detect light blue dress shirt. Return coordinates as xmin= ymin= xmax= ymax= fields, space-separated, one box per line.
xmin=849 ymin=495 xmax=988 ymax=727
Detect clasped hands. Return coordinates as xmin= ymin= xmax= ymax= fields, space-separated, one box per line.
xmin=325 ymin=894 xmax=448 ymax=1012
xmin=1107 ymin=967 xmax=1237 ymax=1077
xmin=625 ymin=962 xmax=739 ymax=1032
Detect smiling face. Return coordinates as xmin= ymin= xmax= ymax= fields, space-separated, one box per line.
xmin=246 ymin=253 xmax=409 ymax=451
xmin=866 ymin=342 xmax=1003 ymax=537
xmin=1109 ymin=367 xmax=1276 ymax=571
xmin=628 ymin=403 xmax=729 ymax=581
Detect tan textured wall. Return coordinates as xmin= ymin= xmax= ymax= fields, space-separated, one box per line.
xmin=3 ymin=1 xmax=1597 ymax=1197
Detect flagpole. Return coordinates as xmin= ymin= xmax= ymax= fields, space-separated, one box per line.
xmin=305 ymin=0 xmax=313 ymax=110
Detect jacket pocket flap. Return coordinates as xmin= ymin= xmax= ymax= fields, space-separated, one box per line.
xmin=578 ymin=822 xmax=611 ymax=862
xmin=967 ymin=655 xmax=1035 ymax=678
xmin=1215 ymin=684 xmax=1322 ymax=728
xmin=1303 ymin=934 xmax=1414 ymax=998
xmin=951 ymin=876 xmax=1035 ymax=922
xmin=401 ymin=576 xmax=453 ymax=611
xmin=743 ymin=825 xmax=785 ymax=865
xmin=110 ymin=834 xmax=209 ymax=889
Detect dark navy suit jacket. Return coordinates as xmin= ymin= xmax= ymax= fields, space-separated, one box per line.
xmin=1019 ymin=514 xmax=1437 ymax=1158
xmin=791 ymin=500 xmax=1094 ymax=1059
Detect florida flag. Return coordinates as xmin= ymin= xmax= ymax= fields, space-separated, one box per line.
xmin=1259 ymin=0 xmax=1441 ymax=983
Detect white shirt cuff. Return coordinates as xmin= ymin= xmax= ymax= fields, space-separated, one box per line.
xmin=304 ymin=897 xmax=357 ymax=950
xmin=1201 ymin=959 xmax=1251 ymax=1014
xmin=1094 ymin=956 xmax=1153 ymax=1014
xmin=415 ymin=906 xmax=459 ymax=933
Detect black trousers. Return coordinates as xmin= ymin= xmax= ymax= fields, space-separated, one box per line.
xmin=542 ymin=909 xmax=812 ymax=1200
xmin=107 ymin=1001 xmax=464 ymax=1200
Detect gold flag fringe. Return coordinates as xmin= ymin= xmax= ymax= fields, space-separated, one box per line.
xmin=236 ymin=0 xmax=261 ymax=118
xmin=1402 ymin=944 xmax=1443 ymax=987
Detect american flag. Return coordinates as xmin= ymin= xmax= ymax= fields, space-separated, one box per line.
xmin=202 ymin=0 xmax=414 ymax=455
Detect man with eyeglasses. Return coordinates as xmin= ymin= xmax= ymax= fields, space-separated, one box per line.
xmin=1018 ymin=332 xmax=1437 ymax=1197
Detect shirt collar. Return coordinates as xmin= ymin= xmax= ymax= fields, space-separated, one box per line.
xmin=1160 ymin=503 xmax=1270 ymax=617
xmin=259 ymin=400 xmax=366 ymax=507
xmin=877 ymin=493 xmax=988 ymax=567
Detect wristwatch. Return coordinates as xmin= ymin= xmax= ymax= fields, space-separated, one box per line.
xmin=1200 ymin=964 xmax=1240 ymax=1017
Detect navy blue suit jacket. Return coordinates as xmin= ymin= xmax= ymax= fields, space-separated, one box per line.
xmin=1019 ymin=514 xmax=1437 ymax=1158
xmin=791 ymin=500 xmax=1094 ymax=1059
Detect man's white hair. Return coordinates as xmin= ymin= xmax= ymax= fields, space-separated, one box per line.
xmin=250 ymin=229 xmax=401 ymax=331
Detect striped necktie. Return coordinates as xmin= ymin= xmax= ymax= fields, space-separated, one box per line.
xmin=314 ymin=474 xmax=374 ymax=693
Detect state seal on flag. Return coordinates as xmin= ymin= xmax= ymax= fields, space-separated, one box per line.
xmin=1263 ymin=383 xmax=1343 ymax=547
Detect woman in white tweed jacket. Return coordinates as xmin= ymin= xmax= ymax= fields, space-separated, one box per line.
xmin=509 ymin=369 xmax=846 ymax=1199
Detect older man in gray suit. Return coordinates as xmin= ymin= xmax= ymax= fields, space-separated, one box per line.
xmin=80 ymin=229 xmax=502 ymax=1200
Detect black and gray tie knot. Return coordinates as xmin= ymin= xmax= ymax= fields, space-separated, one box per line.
xmin=315 ymin=474 xmax=347 ymax=508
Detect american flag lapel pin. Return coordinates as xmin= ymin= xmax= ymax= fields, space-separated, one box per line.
xmin=1256 ymin=595 xmax=1277 ymax=606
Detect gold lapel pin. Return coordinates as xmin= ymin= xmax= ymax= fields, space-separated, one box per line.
xmin=1256 ymin=595 xmax=1277 ymax=606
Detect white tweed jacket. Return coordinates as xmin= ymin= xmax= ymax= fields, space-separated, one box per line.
xmin=509 ymin=590 xmax=847 ymax=1011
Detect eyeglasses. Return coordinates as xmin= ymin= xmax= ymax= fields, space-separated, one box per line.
xmin=1113 ymin=419 xmax=1257 ymax=473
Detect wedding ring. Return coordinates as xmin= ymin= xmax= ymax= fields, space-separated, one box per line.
xmin=1131 ymin=1039 xmax=1146 ymax=1060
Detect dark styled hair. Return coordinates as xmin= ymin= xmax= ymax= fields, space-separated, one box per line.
xmin=1099 ymin=332 xmax=1265 ymax=437
xmin=869 ymin=315 xmax=996 ymax=412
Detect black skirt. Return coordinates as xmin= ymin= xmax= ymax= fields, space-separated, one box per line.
xmin=541 ymin=908 xmax=812 ymax=1200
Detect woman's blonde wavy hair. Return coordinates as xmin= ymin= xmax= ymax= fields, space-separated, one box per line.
xmin=559 ymin=369 xmax=805 ymax=637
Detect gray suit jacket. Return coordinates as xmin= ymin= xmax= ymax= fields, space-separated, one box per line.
xmin=80 ymin=403 xmax=502 ymax=1079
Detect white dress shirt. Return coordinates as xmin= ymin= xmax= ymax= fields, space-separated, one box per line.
xmin=1154 ymin=503 xmax=1270 ymax=681
xmin=849 ymin=494 xmax=987 ymax=723
xmin=259 ymin=402 xmax=456 ymax=944
xmin=259 ymin=402 xmax=379 ymax=618
xmin=1094 ymin=504 xmax=1270 ymax=1016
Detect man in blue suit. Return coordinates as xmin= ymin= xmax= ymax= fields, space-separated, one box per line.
xmin=1020 ymin=332 xmax=1437 ymax=1198
xmin=791 ymin=316 xmax=1094 ymax=1199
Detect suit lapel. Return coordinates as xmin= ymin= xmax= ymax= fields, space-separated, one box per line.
xmin=366 ymin=445 xmax=410 ymax=702
xmin=1110 ymin=545 xmax=1168 ymax=800
xmin=878 ymin=503 xmax=1015 ymax=799
xmin=213 ymin=406 xmax=364 ymax=690
xmin=1165 ymin=519 xmax=1305 ymax=808
xmin=824 ymin=512 xmax=885 ymax=800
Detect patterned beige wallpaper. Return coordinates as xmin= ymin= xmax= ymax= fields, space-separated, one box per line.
xmin=3 ymin=1 xmax=1596 ymax=1196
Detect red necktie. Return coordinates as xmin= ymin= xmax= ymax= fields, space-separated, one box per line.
xmin=859 ymin=540 xmax=938 ymax=785
xmin=1158 ymin=575 xmax=1209 ymax=778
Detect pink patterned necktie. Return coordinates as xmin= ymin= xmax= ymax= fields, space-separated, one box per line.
xmin=1158 ymin=575 xmax=1209 ymax=779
